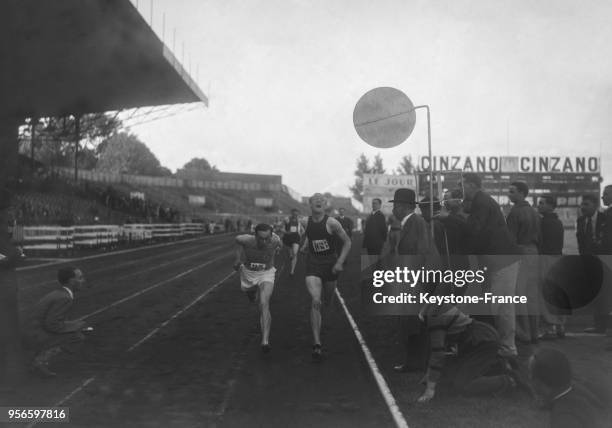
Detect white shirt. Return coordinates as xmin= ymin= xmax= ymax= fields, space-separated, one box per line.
xmin=62 ymin=286 xmax=74 ymax=300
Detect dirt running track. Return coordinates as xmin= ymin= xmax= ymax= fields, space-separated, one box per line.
xmin=1 ymin=234 xmax=395 ymax=428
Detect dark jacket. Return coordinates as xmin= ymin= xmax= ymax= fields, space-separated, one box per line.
xmin=22 ymin=288 xmax=81 ymax=349
xmin=506 ymin=200 xmax=541 ymax=248
xmin=336 ymin=216 xmax=354 ymax=237
xmin=363 ymin=210 xmax=387 ymax=254
xmin=465 ymin=190 xmax=519 ymax=271
xmin=576 ymin=210 xmax=608 ymax=255
xmin=391 ymin=213 xmax=439 ymax=334
xmin=393 ymin=213 xmax=441 ymax=279
xmin=540 ymin=212 xmax=564 ymax=255
xmin=603 ymin=207 xmax=612 ymax=254
xmin=439 ymin=214 xmax=471 ymax=270
xmin=396 ymin=213 xmax=432 ymax=257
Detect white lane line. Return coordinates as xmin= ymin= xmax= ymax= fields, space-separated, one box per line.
xmin=19 ymin=241 xmax=230 ymax=294
xmin=127 ymin=271 xmax=236 ymax=352
xmin=212 ymin=327 xmax=260 ymax=418
xmin=25 ymin=271 xmax=237 ymax=425
xmin=79 ymin=253 xmax=233 ymax=321
xmin=334 ymin=288 xmax=410 ymax=428
xmin=17 ymin=234 xmax=227 ymax=272
xmin=564 ymin=332 xmax=607 ymax=337
xmin=18 ymin=247 xmax=230 ymax=314
xmin=18 ymin=239 xmax=221 ymax=290
xmin=25 ymin=377 xmax=96 ymax=428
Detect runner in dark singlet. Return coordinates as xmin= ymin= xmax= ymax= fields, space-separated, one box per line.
xmin=282 ymin=208 xmax=303 ymax=277
xmin=300 ymin=193 xmax=351 ymax=361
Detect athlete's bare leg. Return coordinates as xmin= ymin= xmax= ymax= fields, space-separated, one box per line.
xmin=290 ymin=243 xmax=299 ymax=275
xmin=305 ymin=275 xmax=323 ymax=346
xmin=258 ymin=281 xmax=275 ymax=347
xmin=322 ymin=280 xmax=338 ymax=307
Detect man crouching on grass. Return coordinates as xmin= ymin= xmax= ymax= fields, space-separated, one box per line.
xmin=234 ymin=223 xmax=281 ymax=354
xmin=416 ymin=303 xmax=530 ymax=403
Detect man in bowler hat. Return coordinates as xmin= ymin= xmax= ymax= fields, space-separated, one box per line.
xmin=388 ymin=188 xmax=438 ymax=372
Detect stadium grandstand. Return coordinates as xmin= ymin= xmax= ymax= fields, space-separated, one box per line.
xmin=53 ymin=168 xmax=308 ymax=219
xmin=6 ymin=162 xmax=312 ymax=256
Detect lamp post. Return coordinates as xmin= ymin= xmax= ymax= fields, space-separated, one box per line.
xmin=353 ymin=87 xmax=435 ymax=238
xmin=408 ymin=105 xmax=434 ymax=238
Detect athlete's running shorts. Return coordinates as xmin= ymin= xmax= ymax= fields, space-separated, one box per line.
xmin=282 ymin=232 xmax=300 ymax=246
xmin=239 ymin=265 xmax=276 ymax=291
xmin=305 ymin=254 xmax=338 ymax=282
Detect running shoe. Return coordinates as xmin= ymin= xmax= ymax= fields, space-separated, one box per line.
xmin=312 ymin=344 xmax=323 ymax=362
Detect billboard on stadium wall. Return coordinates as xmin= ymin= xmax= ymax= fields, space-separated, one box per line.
xmin=188 ymin=195 xmax=206 ymax=206
xmin=362 ymin=173 xmax=416 ymax=215
xmin=413 ymin=154 xmax=602 ymax=206
xmin=255 ymin=198 xmax=274 ymax=207
xmin=129 ymin=191 xmax=145 ymax=200
xmin=417 ymin=155 xmax=600 ymax=174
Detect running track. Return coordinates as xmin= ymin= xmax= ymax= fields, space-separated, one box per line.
xmin=2 ymin=234 xmax=400 ymax=428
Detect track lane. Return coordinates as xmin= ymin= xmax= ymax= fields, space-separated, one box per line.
xmin=5 ymin=235 xmax=399 ymax=428
xmin=17 ymin=238 xmax=234 ymax=311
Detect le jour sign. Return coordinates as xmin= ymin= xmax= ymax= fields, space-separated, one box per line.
xmin=363 ymin=173 xmax=416 ymax=215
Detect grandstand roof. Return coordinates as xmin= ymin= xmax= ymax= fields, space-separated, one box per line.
xmin=2 ymin=0 xmax=207 ymax=117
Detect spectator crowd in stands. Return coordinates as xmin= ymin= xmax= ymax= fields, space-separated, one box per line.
xmin=9 ymin=174 xmax=183 ymax=226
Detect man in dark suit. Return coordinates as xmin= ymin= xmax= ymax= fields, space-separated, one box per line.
xmin=601 ymin=185 xmax=612 ymax=254
xmin=422 ymin=195 xmax=470 ymax=298
xmin=418 ymin=196 xmax=446 ymax=258
xmin=599 ymin=185 xmax=612 ymax=350
xmin=362 ymin=198 xmax=387 ymax=255
xmin=22 ymin=267 xmax=89 ymax=377
xmin=336 ymin=208 xmax=354 ymax=238
xmin=388 ymin=188 xmax=437 ymax=372
xmin=440 ymin=188 xmax=471 ymax=274
xmin=576 ymin=193 xmax=611 ymax=334
xmin=537 ymin=194 xmax=566 ymax=339
xmin=576 ymin=194 xmax=606 ymax=256
xmin=462 ymin=173 xmax=520 ymax=358
xmin=506 ymin=181 xmax=541 ymax=344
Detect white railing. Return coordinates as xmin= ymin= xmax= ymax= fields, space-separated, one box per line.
xmin=13 ymin=222 xmax=210 ymax=252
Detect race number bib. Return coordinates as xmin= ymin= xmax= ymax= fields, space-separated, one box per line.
xmin=289 ymin=226 xmax=298 ymax=233
xmin=248 ymin=262 xmax=267 ymax=271
xmin=312 ymin=239 xmax=331 ymax=253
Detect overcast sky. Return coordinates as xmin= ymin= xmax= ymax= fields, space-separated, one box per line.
xmin=128 ymin=0 xmax=612 ymax=198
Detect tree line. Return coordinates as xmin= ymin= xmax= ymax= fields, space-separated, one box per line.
xmin=18 ymin=114 xmax=217 ymax=179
